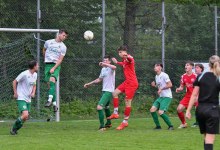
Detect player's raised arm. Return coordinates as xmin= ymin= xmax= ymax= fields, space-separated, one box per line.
xmin=84 ymin=78 xmax=102 ymax=88
xmin=99 ymin=62 xmax=117 ymax=70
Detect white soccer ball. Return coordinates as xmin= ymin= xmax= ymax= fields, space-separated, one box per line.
xmin=84 ymin=30 xmax=94 ymax=40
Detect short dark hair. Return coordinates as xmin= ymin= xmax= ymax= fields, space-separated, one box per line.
xmin=117 ymin=46 xmax=127 ymax=51
xmin=155 ymin=63 xmax=163 ymax=68
xmin=29 ymin=60 xmax=37 ymax=69
xmin=195 ymin=63 xmax=204 ymax=72
xmin=186 ymin=61 xmax=194 ymax=66
xmin=103 ymin=55 xmax=111 ymax=61
xmin=59 ymin=29 xmax=68 ymax=35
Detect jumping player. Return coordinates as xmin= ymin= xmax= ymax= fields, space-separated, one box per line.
xmin=191 ymin=63 xmax=204 ymax=127
xmin=150 ymin=63 xmax=174 ymax=130
xmin=84 ymin=55 xmax=116 ymax=131
xmin=43 ymin=30 xmax=68 ymax=112
xmin=107 ymin=46 xmax=138 ymax=130
xmin=10 ymin=61 xmax=38 ymax=135
xmin=176 ymin=61 xmax=197 ymax=129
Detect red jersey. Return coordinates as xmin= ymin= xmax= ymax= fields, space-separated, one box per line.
xmin=181 ymin=72 xmax=197 ymax=98
xmin=117 ymin=54 xmax=138 ymax=82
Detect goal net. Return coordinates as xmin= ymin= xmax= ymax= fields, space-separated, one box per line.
xmin=0 ymin=29 xmax=59 ymax=121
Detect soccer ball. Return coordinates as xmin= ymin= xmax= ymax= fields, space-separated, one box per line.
xmin=84 ymin=30 xmax=94 ymax=40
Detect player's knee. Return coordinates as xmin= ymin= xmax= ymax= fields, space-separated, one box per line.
xmin=177 ymin=107 xmax=181 ymax=113
xmin=97 ymin=105 xmax=103 ymax=110
xmin=22 ymin=112 xmax=29 ymax=119
xmin=150 ymin=107 xmax=156 ymax=112
xmin=105 ymin=106 xmax=109 ymax=109
xmin=158 ymin=110 xmax=164 ymax=115
xmin=49 ymin=77 xmax=56 ymax=82
xmin=112 ymin=92 xmax=118 ymax=98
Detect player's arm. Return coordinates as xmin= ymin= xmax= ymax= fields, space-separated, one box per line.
xmin=151 ymin=81 xmax=158 ymax=89
xmin=176 ymin=84 xmax=184 ymax=93
xmin=161 ymin=81 xmax=172 ymax=90
xmin=31 ymin=84 xmax=36 ymax=98
xmin=50 ymin=55 xmax=64 ymax=73
xmin=112 ymin=58 xmax=123 ymax=66
xmin=186 ymin=86 xmax=200 ymax=120
xmin=99 ymin=62 xmax=117 ymax=70
xmin=84 ymin=78 xmax=102 ymax=88
xmin=43 ymin=47 xmax=47 ymax=59
xmin=12 ymin=79 xmax=18 ymax=99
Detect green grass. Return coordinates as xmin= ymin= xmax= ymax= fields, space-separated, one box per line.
xmin=0 ymin=116 xmax=219 ymax=150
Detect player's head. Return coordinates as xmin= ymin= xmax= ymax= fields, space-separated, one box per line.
xmin=117 ymin=46 xmax=127 ymax=58
xmin=154 ymin=63 xmax=163 ymax=73
xmin=209 ymin=55 xmax=220 ymax=78
xmin=58 ymin=29 xmax=68 ymax=42
xmin=29 ymin=60 xmax=38 ymax=71
xmin=103 ymin=55 xmax=111 ymax=64
xmin=185 ymin=61 xmax=194 ymax=72
xmin=195 ymin=63 xmax=204 ymax=74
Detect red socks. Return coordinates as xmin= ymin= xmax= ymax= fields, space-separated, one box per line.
xmin=177 ymin=112 xmax=186 ymax=124
xmin=124 ymin=107 xmax=131 ymax=122
xmin=113 ymin=98 xmax=119 ymax=108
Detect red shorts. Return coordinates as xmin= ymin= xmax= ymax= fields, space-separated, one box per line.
xmin=180 ymin=97 xmax=198 ymax=108
xmin=117 ymin=81 xmax=138 ymax=99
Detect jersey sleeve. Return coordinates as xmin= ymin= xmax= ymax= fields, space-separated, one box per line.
xmin=16 ymin=72 xmax=25 ymax=82
xmin=61 ymin=45 xmax=67 ymax=56
xmin=127 ymin=55 xmax=134 ymax=62
xmin=117 ymin=62 xmax=123 ymax=66
xmin=164 ymin=74 xmax=171 ymax=83
xmin=181 ymin=75 xmax=185 ymax=85
xmin=44 ymin=40 xmax=49 ymax=49
xmin=193 ymin=75 xmax=201 ymax=87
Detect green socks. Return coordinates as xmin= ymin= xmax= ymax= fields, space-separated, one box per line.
xmin=98 ymin=109 xmax=104 ymax=127
xmin=151 ymin=112 xmax=160 ymax=127
xmin=49 ymin=81 xmax=56 ymax=102
xmin=160 ymin=113 xmax=173 ymax=127
xmin=105 ymin=108 xmax=111 ymax=124
xmin=13 ymin=117 xmax=24 ymax=131
xmin=195 ymin=111 xmax=199 ymax=124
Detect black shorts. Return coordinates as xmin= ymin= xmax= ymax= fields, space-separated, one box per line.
xmin=196 ymin=103 xmax=219 ymax=134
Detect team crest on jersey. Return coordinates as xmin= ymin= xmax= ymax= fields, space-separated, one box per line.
xmin=23 ymin=106 xmax=26 ymax=109
xmin=191 ymin=78 xmax=195 ymax=82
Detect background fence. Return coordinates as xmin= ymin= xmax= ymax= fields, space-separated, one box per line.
xmin=0 ymin=0 xmax=219 ymax=120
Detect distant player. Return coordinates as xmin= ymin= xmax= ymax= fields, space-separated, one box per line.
xmin=191 ymin=63 xmax=204 ymax=127
xmin=10 ymin=61 xmax=38 ymax=135
xmin=84 ymin=55 xmax=116 ymax=131
xmin=107 ymin=46 xmax=138 ymax=130
xmin=43 ymin=30 xmax=68 ymax=112
xmin=176 ymin=61 xmax=197 ymax=129
xmin=150 ymin=63 xmax=174 ymax=130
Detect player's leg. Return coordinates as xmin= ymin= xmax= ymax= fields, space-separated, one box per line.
xmin=104 ymin=92 xmax=113 ymax=128
xmin=192 ymin=102 xmax=199 ymax=127
xmin=204 ymin=134 xmax=215 ymax=150
xmin=159 ymin=97 xmax=174 ymax=130
xmin=11 ymin=101 xmax=29 ymax=135
xmin=150 ymin=98 xmax=161 ymax=129
xmin=177 ymin=97 xmax=188 ymax=128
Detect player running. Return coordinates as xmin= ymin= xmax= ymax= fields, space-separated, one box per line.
xmin=176 ymin=61 xmax=197 ymax=129
xmin=150 ymin=63 xmax=174 ymax=130
xmin=43 ymin=30 xmax=68 ymax=112
xmin=191 ymin=63 xmax=204 ymax=127
xmin=84 ymin=55 xmax=116 ymax=131
xmin=107 ymin=46 xmax=138 ymax=130
xmin=10 ymin=61 xmax=38 ymax=135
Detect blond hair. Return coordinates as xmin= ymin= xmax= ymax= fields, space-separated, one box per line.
xmin=209 ymin=55 xmax=220 ymax=79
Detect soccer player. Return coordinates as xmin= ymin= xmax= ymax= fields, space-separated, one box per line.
xmin=176 ymin=61 xmax=197 ymax=129
xmin=186 ymin=55 xmax=220 ymax=150
xmin=191 ymin=63 xmax=204 ymax=127
xmin=84 ymin=55 xmax=116 ymax=131
xmin=107 ymin=46 xmax=138 ymax=130
xmin=150 ymin=63 xmax=174 ymax=130
xmin=43 ymin=30 xmax=68 ymax=112
xmin=10 ymin=61 xmax=38 ymax=135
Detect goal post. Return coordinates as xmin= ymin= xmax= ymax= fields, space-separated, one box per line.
xmin=0 ymin=28 xmax=60 ymax=122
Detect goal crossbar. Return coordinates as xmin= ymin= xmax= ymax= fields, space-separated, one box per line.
xmin=0 ymin=28 xmax=59 ymax=33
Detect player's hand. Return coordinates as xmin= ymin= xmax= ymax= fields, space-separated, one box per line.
xmin=195 ymin=97 xmax=198 ymax=103
xmin=31 ymin=93 xmax=35 ymax=98
xmin=186 ymin=111 xmax=191 ymax=120
xmin=99 ymin=62 xmax=105 ymax=66
xmin=151 ymin=81 xmax=156 ymax=87
xmin=112 ymin=58 xmax=117 ymax=64
xmin=50 ymin=68 xmax=55 ymax=74
xmin=84 ymin=83 xmax=89 ymax=88
xmin=157 ymin=89 xmax=162 ymax=95
xmin=14 ymin=93 xmax=18 ymax=99
xmin=176 ymin=88 xmax=180 ymax=93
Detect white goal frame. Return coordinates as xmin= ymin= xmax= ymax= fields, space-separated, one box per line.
xmin=0 ymin=28 xmax=60 ymax=122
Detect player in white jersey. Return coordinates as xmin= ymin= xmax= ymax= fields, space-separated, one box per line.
xmin=150 ymin=63 xmax=174 ymax=130
xmin=43 ymin=29 xmax=68 ymax=112
xmin=10 ymin=61 xmax=38 ymax=135
xmin=84 ymin=55 xmax=116 ymax=131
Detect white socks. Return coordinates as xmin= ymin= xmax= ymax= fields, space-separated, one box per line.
xmin=48 ymin=95 xmax=53 ymax=102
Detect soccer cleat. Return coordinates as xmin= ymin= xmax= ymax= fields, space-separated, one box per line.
xmin=53 ymin=106 xmax=58 ymax=112
xmin=45 ymin=101 xmax=52 ymax=107
xmin=116 ymin=122 xmax=128 ymax=130
xmin=178 ymin=123 xmax=187 ymax=129
xmin=98 ymin=127 xmax=106 ymax=131
xmin=191 ymin=123 xmax=199 ymax=127
xmin=153 ymin=126 xmax=162 ymax=130
xmin=168 ymin=126 xmax=175 ymax=130
xmin=10 ymin=127 xmax=18 ymax=135
xmin=104 ymin=123 xmax=112 ymax=128
xmin=107 ymin=113 xmax=119 ymax=119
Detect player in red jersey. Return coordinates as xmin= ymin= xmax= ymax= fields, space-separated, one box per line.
xmin=176 ymin=61 xmax=197 ymax=129
xmin=107 ymin=46 xmax=138 ymax=130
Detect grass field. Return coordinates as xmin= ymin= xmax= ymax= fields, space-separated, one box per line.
xmin=0 ymin=116 xmax=219 ymax=150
